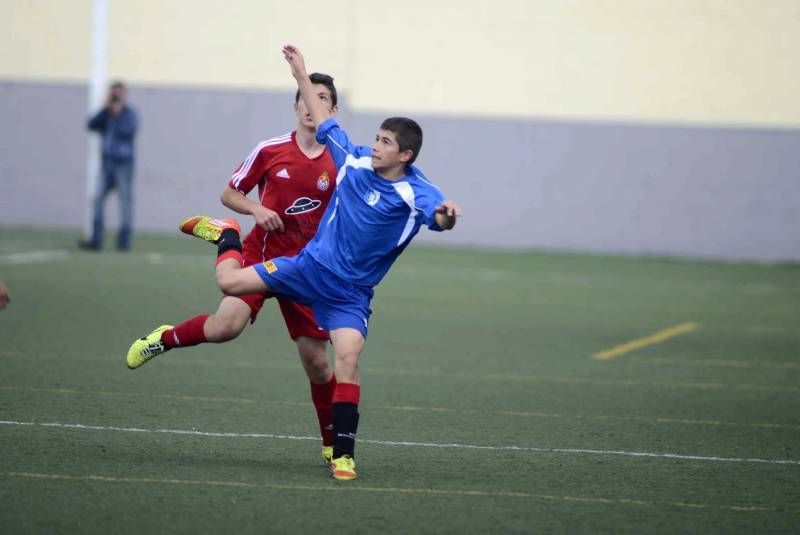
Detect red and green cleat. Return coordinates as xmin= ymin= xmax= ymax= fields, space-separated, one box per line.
xmin=126 ymin=325 xmax=172 ymax=369
xmin=329 ymin=455 xmax=357 ymax=480
xmin=179 ymin=216 xmax=240 ymax=244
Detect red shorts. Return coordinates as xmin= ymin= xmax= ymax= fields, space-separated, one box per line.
xmin=228 ymin=244 xmax=328 ymax=341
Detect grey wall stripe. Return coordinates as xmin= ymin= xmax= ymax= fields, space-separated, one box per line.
xmin=1 ymin=80 xmax=798 ymax=261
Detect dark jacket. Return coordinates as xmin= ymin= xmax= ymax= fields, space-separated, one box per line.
xmin=87 ymin=106 xmax=138 ymax=162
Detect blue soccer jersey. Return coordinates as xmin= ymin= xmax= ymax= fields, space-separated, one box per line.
xmin=304 ymin=118 xmax=446 ymax=287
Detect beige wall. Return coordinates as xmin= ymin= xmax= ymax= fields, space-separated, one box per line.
xmin=2 ymin=0 xmax=92 ymax=81
xmin=3 ymin=0 xmax=800 ymax=127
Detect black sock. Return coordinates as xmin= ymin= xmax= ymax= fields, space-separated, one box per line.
xmin=216 ymin=228 xmax=242 ymax=256
xmin=332 ymin=402 xmax=360 ymax=458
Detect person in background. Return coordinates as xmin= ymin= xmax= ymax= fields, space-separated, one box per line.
xmin=80 ymin=81 xmax=138 ymax=251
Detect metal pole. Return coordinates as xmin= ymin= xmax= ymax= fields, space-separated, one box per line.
xmin=84 ymin=0 xmax=108 ymax=239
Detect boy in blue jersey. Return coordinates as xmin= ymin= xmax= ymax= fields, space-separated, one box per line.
xmin=177 ymin=45 xmax=461 ymax=480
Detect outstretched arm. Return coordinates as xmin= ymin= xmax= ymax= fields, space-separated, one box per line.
xmin=434 ymin=200 xmax=462 ymax=230
xmin=282 ymin=44 xmax=328 ymax=129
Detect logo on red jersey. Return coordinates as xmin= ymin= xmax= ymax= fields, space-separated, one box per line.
xmin=317 ymin=171 xmax=330 ymax=191
xmin=285 ymin=197 xmax=322 ymax=215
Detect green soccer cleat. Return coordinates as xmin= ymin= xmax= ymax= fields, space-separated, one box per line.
xmin=126 ymin=325 xmax=172 ymax=369
xmin=329 ymin=455 xmax=357 ymax=480
xmin=179 ymin=216 xmax=241 ymax=244
xmin=322 ymin=446 xmax=333 ymax=466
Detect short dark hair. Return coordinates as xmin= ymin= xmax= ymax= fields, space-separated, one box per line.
xmin=295 ymin=72 xmax=337 ymax=107
xmin=110 ymin=81 xmax=125 ymax=90
xmin=380 ymin=117 xmax=423 ymax=165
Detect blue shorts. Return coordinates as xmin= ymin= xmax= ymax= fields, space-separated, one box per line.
xmin=252 ymin=250 xmax=374 ymax=338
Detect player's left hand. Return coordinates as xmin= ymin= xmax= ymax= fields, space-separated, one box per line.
xmin=434 ymin=200 xmax=461 ymax=230
xmin=252 ymin=205 xmax=285 ymax=233
xmin=435 ymin=200 xmax=462 ymax=218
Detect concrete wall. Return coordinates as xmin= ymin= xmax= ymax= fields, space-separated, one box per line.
xmin=2 ymin=0 xmax=799 ymax=260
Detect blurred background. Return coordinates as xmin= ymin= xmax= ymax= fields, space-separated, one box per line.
xmin=1 ymin=0 xmax=799 ymax=261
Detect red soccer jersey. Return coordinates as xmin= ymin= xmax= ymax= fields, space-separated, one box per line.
xmin=228 ymin=131 xmax=337 ymax=262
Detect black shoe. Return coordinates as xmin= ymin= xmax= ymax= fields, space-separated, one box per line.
xmin=78 ymin=240 xmax=101 ymax=251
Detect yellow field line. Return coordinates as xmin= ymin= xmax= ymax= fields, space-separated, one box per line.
xmin=1 ymin=472 xmax=781 ymax=512
xmin=629 ymin=356 xmax=800 ymax=370
xmin=592 ymin=322 xmax=700 ymax=361
xmin=6 ymin=345 xmax=798 ymax=372
xmin=5 ymin=471 xmax=256 ymax=488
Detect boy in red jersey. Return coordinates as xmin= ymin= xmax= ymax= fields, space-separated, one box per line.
xmin=126 ymin=73 xmax=341 ymax=464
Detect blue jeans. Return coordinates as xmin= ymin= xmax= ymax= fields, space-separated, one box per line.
xmin=89 ymin=158 xmax=134 ymax=249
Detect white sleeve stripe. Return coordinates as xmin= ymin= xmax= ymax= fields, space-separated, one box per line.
xmin=230 ymin=133 xmax=292 ymax=187
xmin=325 ymin=133 xmax=348 ymax=155
xmin=414 ymin=172 xmax=442 ymax=193
xmin=232 ymin=134 xmax=291 ymax=185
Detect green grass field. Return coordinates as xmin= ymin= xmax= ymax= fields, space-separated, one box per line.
xmin=1 ymin=227 xmax=799 ymax=533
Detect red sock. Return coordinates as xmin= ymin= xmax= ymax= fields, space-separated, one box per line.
xmin=161 ymin=314 xmax=210 ymax=349
xmin=216 ymin=250 xmax=243 ymax=267
xmin=310 ymin=375 xmax=337 ymax=446
xmin=332 ymin=382 xmax=361 ymax=405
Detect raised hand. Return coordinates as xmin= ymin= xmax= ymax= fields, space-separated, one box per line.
xmin=282 ymin=44 xmax=308 ymax=80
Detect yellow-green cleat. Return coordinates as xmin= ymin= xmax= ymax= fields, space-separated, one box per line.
xmin=179 ymin=216 xmax=240 ymax=244
xmin=329 ymin=455 xmax=357 ymax=480
xmin=322 ymin=446 xmax=333 ymax=466
xmin=126 ymin=325 xmax=172 ymax=369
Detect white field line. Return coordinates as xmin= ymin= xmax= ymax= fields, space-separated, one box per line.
xmin=0 ymin=383 xmax=796 ymax=431
xmin=0 ymin=250 xmax=70 ymax=265
xmin=1 ymin=420 xmax=798 ymax=466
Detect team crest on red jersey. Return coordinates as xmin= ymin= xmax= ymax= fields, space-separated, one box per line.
xmin=317 ymin=171 xmax=330 ymax=191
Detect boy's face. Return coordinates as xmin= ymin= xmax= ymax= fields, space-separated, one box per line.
xmin=371 ymin=129 xmax=411 ymax=172
xmin=294 ymin=83 xmax=336 ymax=127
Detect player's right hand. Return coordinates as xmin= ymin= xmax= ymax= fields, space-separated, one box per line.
xmin=282 ymin=44 xmax=307 ymax=79
xmin=252 ymin=205 xmax=285 ymax=233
